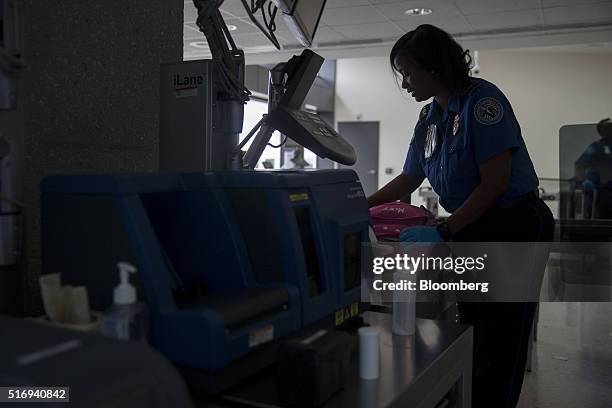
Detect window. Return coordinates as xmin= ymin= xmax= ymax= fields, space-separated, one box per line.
xmin=240 ymin=99 xmax=282 ymax=169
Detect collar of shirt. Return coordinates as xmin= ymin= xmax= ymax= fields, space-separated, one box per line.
xmin=425 ymin=93 xmax=462 ymax=125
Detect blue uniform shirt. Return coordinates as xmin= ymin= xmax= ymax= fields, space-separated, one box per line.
xmin=575 ymin=138 xmax=612 ymax=191
xmin=403 ymin=78 xmax=539 ymax=213
xmin=576 ymin=139 xmax=612 ymax=169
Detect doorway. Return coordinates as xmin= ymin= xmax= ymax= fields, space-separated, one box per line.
xmin=337 ymin=121 xmax=380 ymax=196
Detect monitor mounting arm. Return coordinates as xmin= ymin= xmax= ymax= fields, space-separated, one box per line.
xmin=238 ymin=62 xmax=288 ymax=169
xmin=234 ymin=54 xmax=306 ymax=169
xmin=189 ymin=2 xmax=354 ymax=170
xmin=192 ymin=0 xmax=288 ymax=169
xmin=192 ymin=0 xmax=249 ymax=103
xmin=192 ymin=0 xmax=282 ymax=104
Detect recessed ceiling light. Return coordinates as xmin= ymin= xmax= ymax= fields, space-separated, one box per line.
xmin=405 ymin=8 xmax=433 ymax=16
xmin=227 ymin=24 xmax=237 ymax=31
xmin=189 ymin=41 xmax=208 ymax=48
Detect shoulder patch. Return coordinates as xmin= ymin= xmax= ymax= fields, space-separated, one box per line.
xmin=474 ymin=97 xmax=504 ymax=125
xmin=419 ymin=104 xmax=430 ymax=120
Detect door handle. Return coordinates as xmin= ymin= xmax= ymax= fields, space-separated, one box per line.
xmin=367 ymin=169 xmax=377 ymax=175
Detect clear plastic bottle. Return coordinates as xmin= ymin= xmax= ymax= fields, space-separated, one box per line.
xmin=100 ymin=262 xmax=149 ymax=342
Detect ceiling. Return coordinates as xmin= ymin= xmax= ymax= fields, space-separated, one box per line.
xmin=183 ymin=0 xmax=612 ymax=64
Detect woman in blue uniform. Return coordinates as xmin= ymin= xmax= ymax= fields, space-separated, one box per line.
xmin=367 ymin=25 xmax=555 ymax=408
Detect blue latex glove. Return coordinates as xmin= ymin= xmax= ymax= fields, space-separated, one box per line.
xmin=399 ymin=226 xmax=443 ymax=243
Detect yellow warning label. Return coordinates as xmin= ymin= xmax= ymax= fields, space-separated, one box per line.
xmin=335 ymin=310 xmax=344 ymax=325
xmin=289 ymin=193 xmax=309 ymax=202
xmin=350 ymin=303 xmax=359 ymax=317
xmin=335 ymin=303 xmax=360 ymax=326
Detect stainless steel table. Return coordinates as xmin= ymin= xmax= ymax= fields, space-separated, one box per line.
xmin=206 ymin=311 xmax=473 ymax=408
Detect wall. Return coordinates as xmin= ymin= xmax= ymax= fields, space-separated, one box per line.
xmin=477 ymin=51 xmax=612 ymax=179
xmin=335 ymin=51 xmax=612 ymax=213
xmin=335 ymin=56 xmax=420 ymax=184
xmin=20 ymin=0 xmax=183 ymax=314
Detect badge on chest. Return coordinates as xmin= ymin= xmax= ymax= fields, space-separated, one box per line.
xmin=453 ymin=114 xmax=460 ymax=136
xmin=425 ymin=124 xmax=438 ymax=159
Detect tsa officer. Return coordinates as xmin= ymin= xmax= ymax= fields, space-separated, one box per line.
xmin=367 ymin=24 xmax=555 ymax=408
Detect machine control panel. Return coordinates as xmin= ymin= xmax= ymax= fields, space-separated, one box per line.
xmin=289 ymin=110 xmax=337 ymax=138
xmin=268 ymin=106 xmax=356 ymax=165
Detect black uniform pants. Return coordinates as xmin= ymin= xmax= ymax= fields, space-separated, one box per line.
xmin=452 ymin=198 xmax=555 ymax=408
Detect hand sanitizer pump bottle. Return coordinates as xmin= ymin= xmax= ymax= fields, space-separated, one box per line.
xmin=100 ymin=262 xmax=149 ymax=342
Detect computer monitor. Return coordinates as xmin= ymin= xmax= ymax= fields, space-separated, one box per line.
xmin=277 ymin=0 xmax=327 ymax=48
xmin=279 ymin=49 xmax=324 ymax=110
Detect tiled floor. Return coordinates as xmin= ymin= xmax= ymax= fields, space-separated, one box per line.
xmin=518 ymin=302 xmax=612 ymax=408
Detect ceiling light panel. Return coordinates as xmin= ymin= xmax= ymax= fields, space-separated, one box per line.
xmin=333 ymin=22 xmax=403 ymax=40
xmin=465 ymin=10 xmax=542 ymax=30
xmin=405 ymin=8 xmax=433 ymax=16
xmin=325 ymin=0 xmax=371 ymax=8
xmin=541 ymin=0 xmax=610 ymax=6
xmin=395 ymin=17 xmax=473 ymax=34
xmin=374 ymin=1 xmax=461 ymax=21
xmin=454 ymin=0 xmax=539 ymax=15
xmin=320 ymin=6 xmax=389 ymax=26
xmin=542 ymin=2 xmax=612 ymax=26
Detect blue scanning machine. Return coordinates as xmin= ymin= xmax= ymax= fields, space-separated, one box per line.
xmin=41 ymin=170 xmax=369 ymax=392
xmin=41 ymin=2 xmax=370 ymax=392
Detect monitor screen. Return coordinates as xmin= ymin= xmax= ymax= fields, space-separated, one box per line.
xmin=279 ymin=49 xmax=323 ymax=109
xmin=281 ymin=0 xmax=326 ymax=48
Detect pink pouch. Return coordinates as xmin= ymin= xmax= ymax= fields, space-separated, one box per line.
xmin=370 ymin=203 xmax=435 ymax=240
xmin=373 ymin=224 xmax=406 ymax=240
xmin=370 ymin=202 xmax=434 ymax=226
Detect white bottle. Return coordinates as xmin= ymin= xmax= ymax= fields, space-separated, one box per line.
xmin=100 ymin=262 xmax=149 ymax=342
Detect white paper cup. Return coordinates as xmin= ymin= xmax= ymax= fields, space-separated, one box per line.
xmin=358 ymin=327 xmax=380 ymax=380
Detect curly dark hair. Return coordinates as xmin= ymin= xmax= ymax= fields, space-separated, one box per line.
xmin=390 ymin=24 xmax=472 ymax=92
